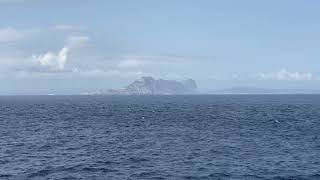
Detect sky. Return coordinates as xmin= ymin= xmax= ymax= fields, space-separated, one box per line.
xmin=1 ymin=0 xmax=320 ymax=94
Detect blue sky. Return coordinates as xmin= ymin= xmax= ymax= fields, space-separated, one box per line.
xmin=1 ymin=0 xmax=320 ymax=94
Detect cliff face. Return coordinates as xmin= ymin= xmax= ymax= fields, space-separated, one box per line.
xmin=108 ymin=77 xmax=197 ymax=95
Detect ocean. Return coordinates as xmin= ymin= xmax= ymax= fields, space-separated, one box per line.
xmin=0 ymin=95 xmax=319 ymax=180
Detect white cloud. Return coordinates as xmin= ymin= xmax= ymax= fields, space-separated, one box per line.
xmin=0 ymin=27 xmax=25 ymax=42
xmin=12 ymin=68 xmax=146 ymax=80
xmin=0 ymin=0 xmax=26 ymax=3
xmin=0 ymin=25 xmax=87 ymax=43
xmin=258 ymin=69 xmax=313 ymax=81
xmin=0 ymin=25 xmax=185 ymax=81
xmin=28 ymin=35 xmax=90 ymax=72
xmin=53 ymin=25 xmax=87 ymax=32
xmin=72 ymin=69 xmax=145 ymax=78
xmin=0 ymin=0 xmax=48 ymax=4
xmin=0 ymin=27 xmax=42 ymax=42
xmin=32 ymin=47 xmax=69 ymax=70
xmin=66 ymin=36 xmax=90 ymax=48
xmin=54 ymin=25 xmax=74 ymax=31
xmin=117 ymin=59 xmax=146 ymax=68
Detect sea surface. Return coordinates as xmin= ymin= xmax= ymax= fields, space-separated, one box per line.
xmin=0 ymin=95 xmax=320 ymax=180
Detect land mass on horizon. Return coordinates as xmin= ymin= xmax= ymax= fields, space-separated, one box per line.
xmin=82 ymin=77 xmax=320 ymax=96
xmin=87 ymin=76 xmax=198 ymax=95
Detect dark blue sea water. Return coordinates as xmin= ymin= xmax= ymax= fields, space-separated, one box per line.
xmin=1 ymin=95 xmax=320 ymax=180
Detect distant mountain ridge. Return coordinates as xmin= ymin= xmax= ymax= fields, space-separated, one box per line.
xmin=207 ymin=86 xmax=320 ymax=94
xmin=84 ymin=81 xmax=320 ymax=96
xmin=96 ymin=76 xmax=198 ymax=95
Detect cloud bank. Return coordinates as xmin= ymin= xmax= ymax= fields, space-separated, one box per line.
xmin=258 ymin=69 xmax=313 ymax=81
xmin=0 ymin=27 xmax=25 ymax=42
xmin=0 ymin=0 xmax=26 ymax=3
xmin=1 ymin=25 xmax=319 ymax=85
xmin=117 ymin=59 xmax=146 ymax=68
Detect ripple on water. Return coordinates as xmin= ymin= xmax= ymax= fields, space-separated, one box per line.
xmin=0 ymin=95 xmax=320 ymax=179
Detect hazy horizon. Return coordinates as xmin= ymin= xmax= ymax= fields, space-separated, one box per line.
xmin=1 ymin=2 xmax=320 ymax=178
xmin=1 ymin=0 xmax=320 ymax=94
